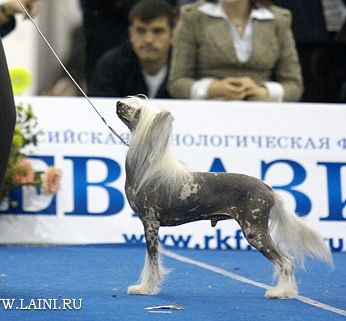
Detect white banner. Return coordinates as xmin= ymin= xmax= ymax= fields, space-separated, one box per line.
xmin=0 ymin=97 xmax=345 ymax=252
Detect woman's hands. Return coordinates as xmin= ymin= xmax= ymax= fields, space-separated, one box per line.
xmin=209 ymin=76 xmax=269 ymax=100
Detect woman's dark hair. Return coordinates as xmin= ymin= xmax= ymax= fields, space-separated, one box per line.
xmin=205 ymin=0 xmax=273 ymax=7
xmin=128 ymin=0 xmax=176 ymax=29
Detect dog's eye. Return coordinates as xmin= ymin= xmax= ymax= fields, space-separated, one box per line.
xmin=133 ymin=109 xmax=140 ymax=121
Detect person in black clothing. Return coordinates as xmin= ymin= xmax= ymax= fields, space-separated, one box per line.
xmin=80 ymin=0 xmax=178 ymax=93
xmin=0 ymin=39 xmax=16 ymax=194
xmin=0 ymin=0 xmax=38 ymax=194
xmin=90 ymin=0 xmax=176 ymax=99
xmin=276 ymin=0 xmax=346 ymax=103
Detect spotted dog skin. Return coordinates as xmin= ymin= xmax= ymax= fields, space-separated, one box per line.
xmin=127 ymin=172 xmax=272 ymax=227
xmin=126 ymin=170 xmax=278 ymax=259
xmin=116 ymin=100 xmax=332 ymax=298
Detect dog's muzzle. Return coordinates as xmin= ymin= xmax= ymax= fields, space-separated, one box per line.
xmin=116 ymin=101 xmax=127 ymax=116
xmin=117 ymin=100 xmax=134 ymax=129
xmin=117 ymin=101 xmax=129 ymax=121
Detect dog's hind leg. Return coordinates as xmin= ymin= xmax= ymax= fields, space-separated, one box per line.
xmin=250 ymin=232 xmax=297 ymax=299
xmin=237 ymin=211 xmax=298 ymax=299
xmin=128 ymin=220 xmax=168 ymax=295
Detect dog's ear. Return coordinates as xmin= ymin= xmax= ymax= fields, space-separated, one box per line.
xmin=153 ymin=110 xmax=174 ymax=126
xmin=144 ymin=110 xmax=174 ymax=155
xmin=150 ymin=110 xmax=174 ymax=136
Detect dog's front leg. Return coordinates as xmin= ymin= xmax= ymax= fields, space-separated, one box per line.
xmin=128 ymin=220 xmax=168 ymax=295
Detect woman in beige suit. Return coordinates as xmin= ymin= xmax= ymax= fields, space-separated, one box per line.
xmin=168 ymin=0 xmax=303 ymax=101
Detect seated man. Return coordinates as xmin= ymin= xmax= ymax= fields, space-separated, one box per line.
xmin=90 ymin=0 xmax=176 ymax=98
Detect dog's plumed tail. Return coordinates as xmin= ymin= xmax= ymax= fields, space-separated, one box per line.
xmin=269 ymin=192 xmax=333 ymax=267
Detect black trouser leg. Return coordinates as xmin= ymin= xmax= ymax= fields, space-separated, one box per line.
xmin=0 ymin=38 xmax=16 ymax=194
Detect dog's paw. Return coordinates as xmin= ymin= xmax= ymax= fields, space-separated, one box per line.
xmin=127 ymin=284 xmax=158 ymax=295
xmin=265 ymin=287 xmax=297 ymax=299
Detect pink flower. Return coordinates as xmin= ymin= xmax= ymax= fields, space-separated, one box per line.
xmin=42 ymin=167 xmax=62 ymax=194
xmin=13 ymin=158 xmax=35 ymax=185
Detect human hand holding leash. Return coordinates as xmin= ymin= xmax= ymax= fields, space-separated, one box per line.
xmin=1 ymin=0 xmax=39 ymax=19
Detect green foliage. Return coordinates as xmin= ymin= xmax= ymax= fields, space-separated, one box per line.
xmin=1 ymin=104 xmax=43 ymax=200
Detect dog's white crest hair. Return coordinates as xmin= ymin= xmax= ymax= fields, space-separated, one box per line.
xmin=124 ymin=97 xmax=192 ymax=196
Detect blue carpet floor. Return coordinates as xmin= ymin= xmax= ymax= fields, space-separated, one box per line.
xmin=0 ymin=244 xmax=344 ymax=321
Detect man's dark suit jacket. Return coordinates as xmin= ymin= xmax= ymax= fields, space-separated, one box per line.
xmin=80 ymin=0 xmax=178 ymax=90
xmin=90 ymin=40 xmax=171 ymax=98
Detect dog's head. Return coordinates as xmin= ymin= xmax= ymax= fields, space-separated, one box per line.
xmin=117 ymin=97 xmax=173 ymax=133
xmin=117 ymin=97 xmax=190 ymax=195
xmin=116 ymin=100 xmax=141 ymax=131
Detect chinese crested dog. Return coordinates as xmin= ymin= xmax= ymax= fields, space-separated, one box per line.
xmin=116 ymin=97 xmax=332 ymax=299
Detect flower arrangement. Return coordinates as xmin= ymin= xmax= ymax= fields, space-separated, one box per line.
xmin=0 ymin=104 xmax=61 ymax=203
